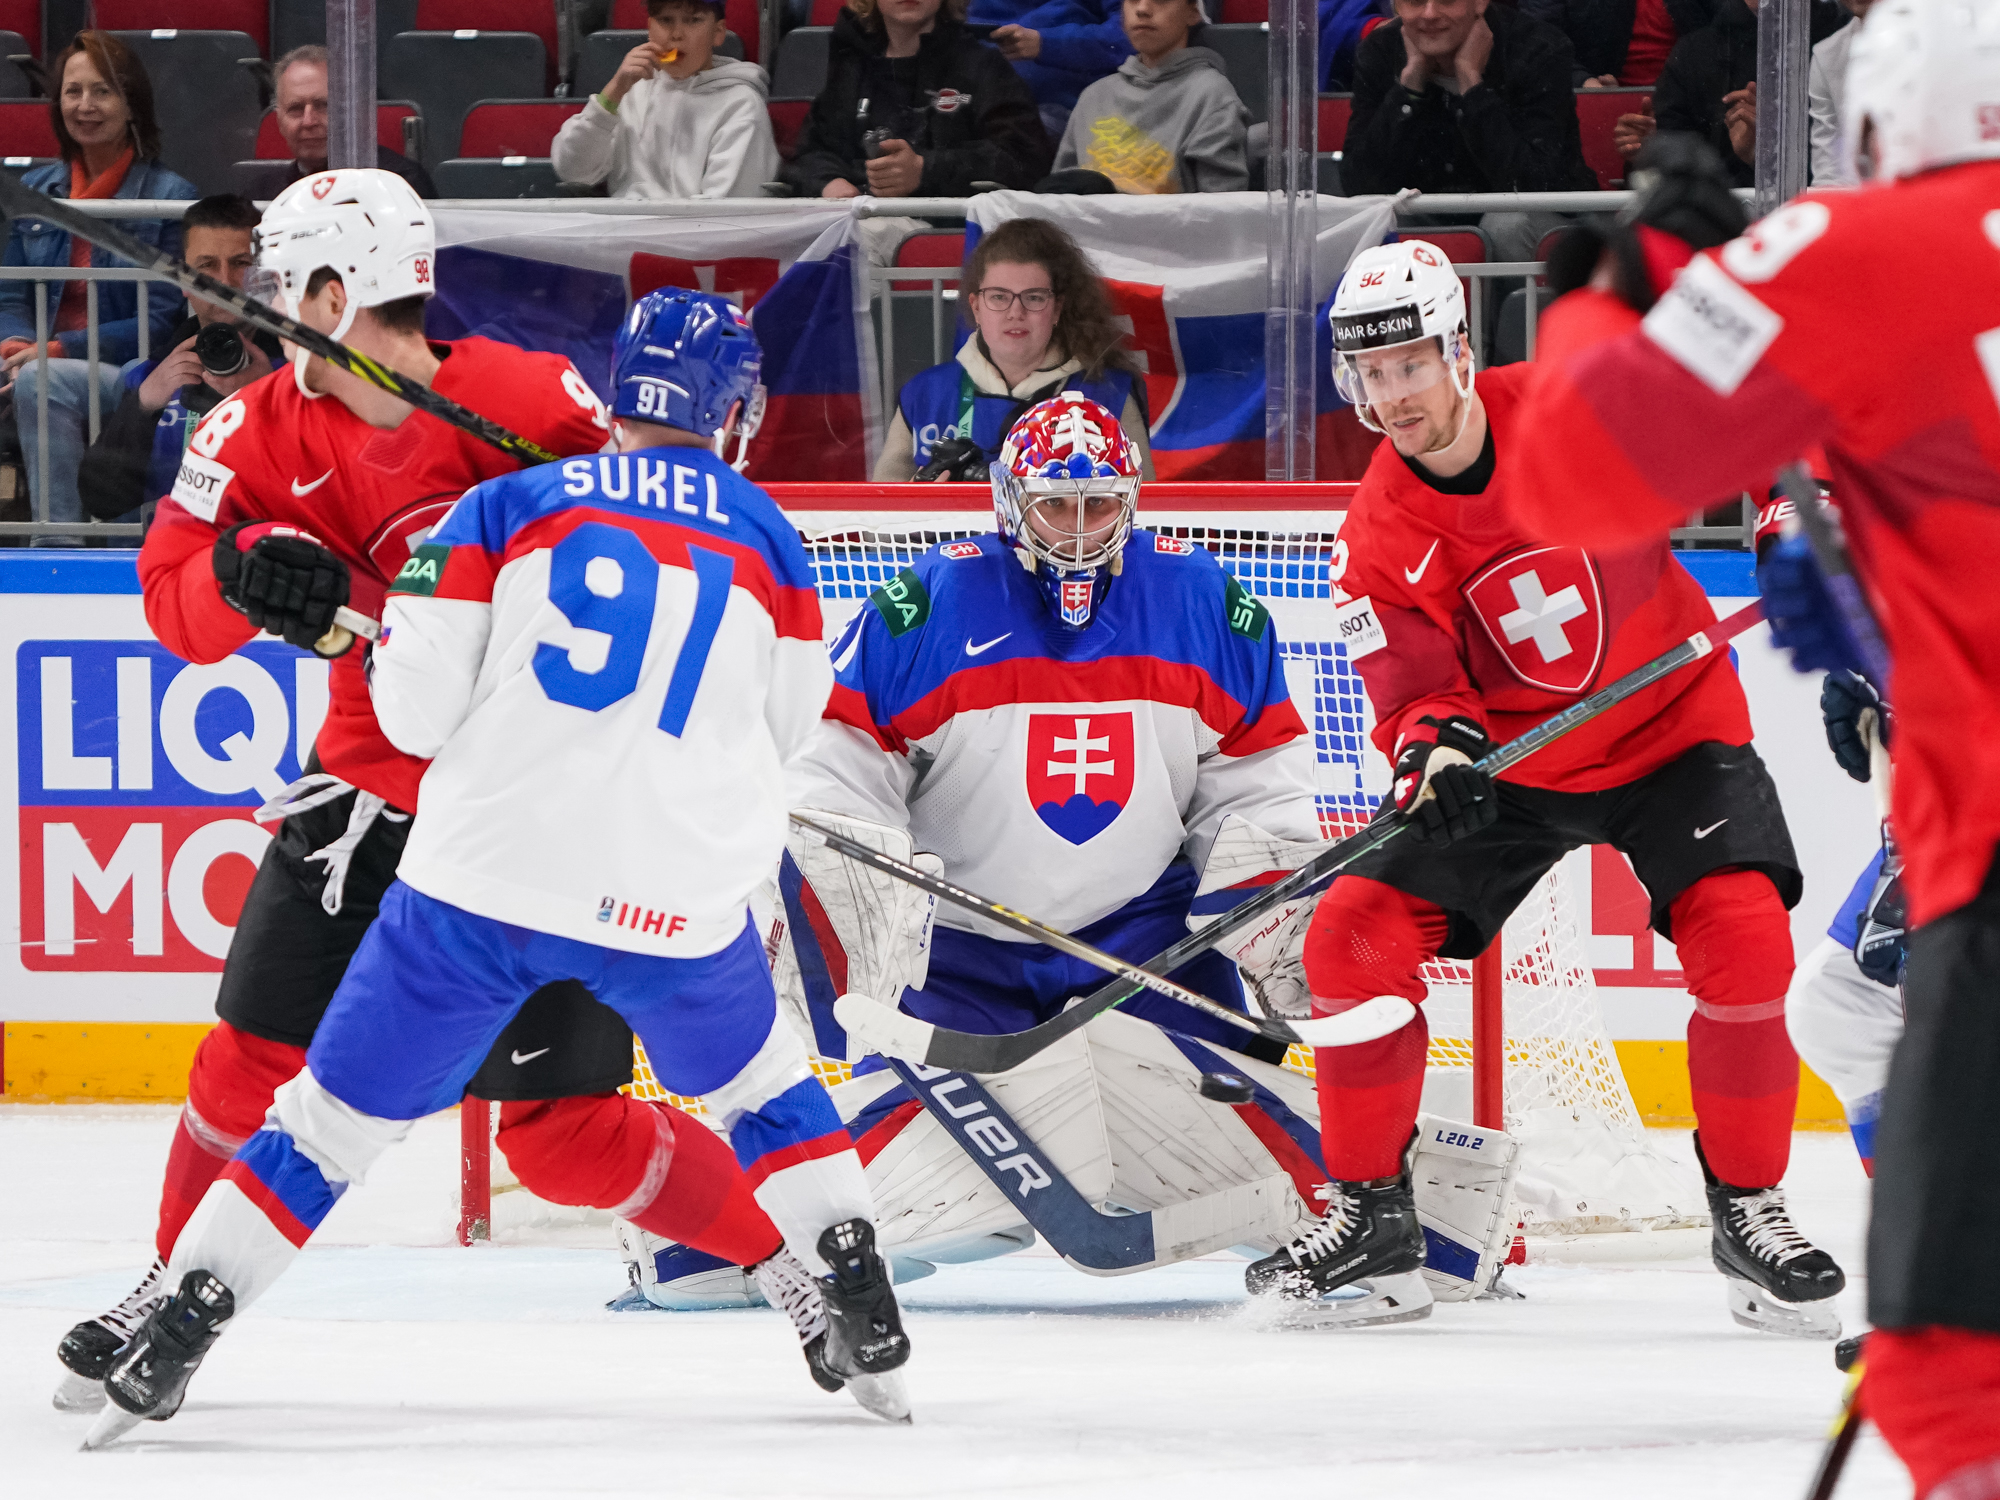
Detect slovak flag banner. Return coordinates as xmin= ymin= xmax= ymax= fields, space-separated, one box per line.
xmin=426 ymin=205 xmax=879 ymax=482
xmin=967 ymin=191 xmax=1397 ymax=480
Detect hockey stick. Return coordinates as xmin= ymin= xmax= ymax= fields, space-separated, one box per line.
xmin=795 ymin=815 xmax=1418 ymax=1054
xmin=841 ymin=597 xmax=1769 ymax=1074
xmin=1803 ymin=1362 xmax=1865 ymax=1500
xmin=1777 ymin=464 xmax=1892 ymax=691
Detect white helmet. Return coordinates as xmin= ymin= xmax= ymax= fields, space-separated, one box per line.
xmin=1328 ymin=240 xmax=1473 ymax=436
xmin=251 ymin=168 xmax=435 ymax=340
xmin=1843 ymin=0 xmax=2000 ymax=183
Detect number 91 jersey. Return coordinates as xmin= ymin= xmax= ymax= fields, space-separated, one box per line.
xmin=371 ymin=445 xmax=832 ymax=957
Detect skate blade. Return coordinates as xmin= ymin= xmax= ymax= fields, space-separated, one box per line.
xmin=81 ymin=1404 xmax=143 ymax=1450
xmin=1274 ymin=1270 xmax=1436 ymax=1331
xmin=845 ymin=1369 xmax=912 ymax=1424
xmin=1725 ymin=1277 xmax=1841 ymax=1340
xmin=53 ymin=1369 xmax=108 ymax=1413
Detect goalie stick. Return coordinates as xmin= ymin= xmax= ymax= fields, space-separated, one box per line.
xmin=839 ymin=597 xmax=1769 ymax=1074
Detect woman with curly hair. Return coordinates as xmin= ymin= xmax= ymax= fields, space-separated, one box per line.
xmin=875 ymin=216 xmax=1153 ymax=480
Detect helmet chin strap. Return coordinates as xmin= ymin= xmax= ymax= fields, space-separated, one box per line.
xmin=288 ymin=295 xmax=361 ymax=400
xmin=1426 ymin=363 xmax=1478 ymax=456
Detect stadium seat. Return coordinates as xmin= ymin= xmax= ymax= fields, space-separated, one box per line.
xmin=0 ymin=98 xmax=57 ymax=169
xmin=433 ymin=157 xmax=571 ymax=198
xmin=459 ymin=100 xmax=585 ymax=158
xmin=0 ymin=32 xmax=31 ymax=98
xmin=381 ymin=31 xmax=549 ymax=167
xmin=1315 ymin=151 xmax=1341 ymax=196
xmin=1401 ymin=224 xmax=1491 ymax=315
xmin=767 ymin=98 xmax=811 ymax=160
xmin=575 ymin=29 xmax=744 ymax=98
xmin=609 ymin=0 xmax=761 ymax=69
xmin=807 ymin=0 xmax=846 ymax=25
xmin=270 ymin=0 xmax=422 ymax=66
xmin=94 ymin=2 xmax=270 ymax=55
xmin=1493 ymin=285 xmax=1557 ymax=366
xmin=890 ymin=229 xmax=964 ymax=291
xmin=1318 ymin=92 xmax=1351 ymax=151
xmin=1574 ymin=86 xmax=1648 ymax=191
xmin=1204 ymin=24 xmax=1268 ymax=123
xmin=770 ymin=27 xmax=831 ymax=100
xmin=0 ymin=0 xmax=36 ymax=58
xmin=254 ymin=102 xmax=420 ymax=159
xmin=107 ymin=30 xmax=264 ymax=195
xmin=416 ymin=0 xmax=562 ymax=93
xmin=1217 ymin=0 xmax=1268 ymax=20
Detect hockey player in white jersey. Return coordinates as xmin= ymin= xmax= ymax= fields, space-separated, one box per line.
xmin=84 ymin=290 xmax=913 ymax=1446
xmin=621 ymin=393 xmax=1522 ymax=1325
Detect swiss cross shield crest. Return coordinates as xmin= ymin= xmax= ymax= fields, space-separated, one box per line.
xmin=1026 ymin=712 xmax=1135 ymax=845
xmin=1463 ymin=547 xmax=1606 ymax=694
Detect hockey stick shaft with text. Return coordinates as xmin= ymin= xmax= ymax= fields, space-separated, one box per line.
xmin=864 ymin=597 xmax=1769 ymax=1074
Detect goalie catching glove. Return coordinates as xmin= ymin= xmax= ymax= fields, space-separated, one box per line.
xmin=213 ymin=520 xmax=352 ymax=655
xmin=1391 ymin=715 xmax=1497 ymax=846
xmin=1189 ymin=815 xmax=1333 ymax=1019
xmin=768 ymin=810 xmax=940 ymax=1060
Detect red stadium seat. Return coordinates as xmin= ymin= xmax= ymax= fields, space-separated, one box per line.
xmin=809 ymin=0 xmax=847 ymax=26
xmin=93 ymin=2 xmax=270 ymax=54
xmin=609 ymin=0 xmax=762 ymax=65
xmin=768 ymin=98 xmax=810 ymax=160
xmin=0 ymin=99 xmax=57 ymax=157
xmin=1574 ymin=86 xmax=1649 ymax=191
xmin=1318 ymin=92 xmax=1351 ymax=151
xmin=416 ymin=0 xmax=561 ymax=91
xmin=459 ymin=99 xmax=584 ymax=158
xmin=1400 ymin=225 xmax=1491 ymax=309
xmin=1217 ymin=0 xmax=1268 ymax=21
xmin=255 ymin=102 xmax=419 ymax=159
xmin=891 ymin=230 xmax=964 ymax=291
xmin=0 ymin=0 xmax=37 ymax=57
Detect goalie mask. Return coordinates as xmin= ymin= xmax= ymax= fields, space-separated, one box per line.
xmin=993 ymin=392 xmax=1141 ymax=631
xmin=1329 ymin=240 xmax=1474 ymax=440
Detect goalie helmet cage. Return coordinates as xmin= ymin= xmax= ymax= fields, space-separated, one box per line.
xmin=457 ymin=484 xmax=1706 ymax=1247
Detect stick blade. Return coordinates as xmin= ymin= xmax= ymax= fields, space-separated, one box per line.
xmin=1287 ymin=996 xmax=1417 ymax=1048
xmin=832 ymin=993 xmax=937 ymax=1064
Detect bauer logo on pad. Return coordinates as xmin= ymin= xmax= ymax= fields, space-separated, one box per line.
xmin=1026 ymin=712 xmax=1134 ymax=844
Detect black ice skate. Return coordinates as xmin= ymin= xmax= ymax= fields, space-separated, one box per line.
xmin=751 ymin=1245 xmax=844 ymax=1393
xmin=1697 ymin=1133 xmax=1845 ymax=1340
xmin=83 ymin=1270 xmax=235 ymax=1449
xmin=53 ymin=1257 xmax=167 ymax=1412
xmin=1244 ymin=1159 xmax=1433 ymax=1329
xmin=816 ymin=1219 xmax=912 ymax=1424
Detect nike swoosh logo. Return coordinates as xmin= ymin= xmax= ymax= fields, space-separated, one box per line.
xmin=965 ymin=632 xmax=1012 ymax=657
xmin=291 ymin=469 xmax=333 ymax=496
xmin=510 ymin=1047 xmax=551 ymax=1065
xmin=1693 ymin=820 xmax=1728 ymax=839
xmin=1404 ymin=539 xmax=1440 ymax=585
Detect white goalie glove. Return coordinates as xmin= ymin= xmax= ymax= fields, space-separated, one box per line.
xmin=1189 ymin=815 xmax=1328 ymax=1019
xmin=766 ymin=809 xmax=940 ymax=1059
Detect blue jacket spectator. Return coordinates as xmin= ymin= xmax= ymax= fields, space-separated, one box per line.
xmin=1321 ymin=0 xmax=1389 ymax=91
xmin=974 ymin=0 xmax=1134 ymax=115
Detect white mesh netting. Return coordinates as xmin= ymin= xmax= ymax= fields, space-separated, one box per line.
xmin=619 ymin=511 xmax=1704 ymax=1238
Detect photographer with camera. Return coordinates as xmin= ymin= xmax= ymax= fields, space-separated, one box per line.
xmin=78 ymin=195 xmax=279 ymax=526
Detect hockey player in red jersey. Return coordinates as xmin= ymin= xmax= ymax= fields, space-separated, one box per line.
xmin=1242 ymin=238 xmax=1846 ymax=1336
xmin=1508 ymin=2 xmax=2000 ymax=1485
xmin=53 ymin=170 xmax=808 ymax=1411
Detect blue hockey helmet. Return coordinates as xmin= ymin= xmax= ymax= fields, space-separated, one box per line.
xmin=610 ymin=288 xmax=767 ymax=468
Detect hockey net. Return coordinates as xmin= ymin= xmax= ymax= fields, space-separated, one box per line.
xmin=500 ymin=488 xmax=1702 ymax=1242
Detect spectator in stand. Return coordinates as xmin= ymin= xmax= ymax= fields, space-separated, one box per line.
xmin=1344 ymin=0 xmax=1595 ymax=261
xmin=1809 ymin=0 xmax=1872 ymax=184
xmin=552 ymin=0 xmax=779 ymax=198
xmin=1047 ymin=0 xmax=1249 ymax=193
xmin=977 ymin=0 xmax=1133 ymax=139
xmin=77 ymin=196 xmax=280 ymax=528
xmin=0 ymin=31 xmax=197 ymax=546
xmin=1618 ymin=0 xmax=1848 ymax=180
xmin=267 ymin=46 xmax=436 ymax=198
xmin=1522 ymin=0 xmax=1716 ymax=88
xmin=785 ymin=0 xmax=1051 ymax=200
xmin=1322 ymin=0 xmax=1392 ymax=91
xmin=874 ymin=216 xmax=1152 ymax=480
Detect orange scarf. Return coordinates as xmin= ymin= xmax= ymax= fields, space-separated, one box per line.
xmin=52 ymin=145 xmax=135 ymax=340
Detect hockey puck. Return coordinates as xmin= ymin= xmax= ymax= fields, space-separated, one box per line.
xmin=1198 ymin=1070 xmax=1257 ymax=1104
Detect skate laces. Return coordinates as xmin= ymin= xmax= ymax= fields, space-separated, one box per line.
xmin=753 ymin=1249 xmax=828 ymax=1346
xmin=1731 ymin=1188 xmax=1817 ymax=1265
xmin=1290 ymin=1183 xmax=1362 ymax=1265
xmin=96 ymin=1260 xmax=168 ymax=1340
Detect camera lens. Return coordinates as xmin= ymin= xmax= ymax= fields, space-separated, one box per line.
xmin=194 ymin=323 xmax=249 ymax=377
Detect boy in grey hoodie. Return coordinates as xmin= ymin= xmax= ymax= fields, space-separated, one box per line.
xmin=1051 ymin=0 xmax=1249 ymax=192
xmin=553 ymin=0 xmax=780 ymax=199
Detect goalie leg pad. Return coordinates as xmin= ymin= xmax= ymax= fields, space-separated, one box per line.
xmin=1411 ymin=1114 xmax=1522 ymax=1301
xmin=1191 ymin=814 xmax=1334 ymax=1019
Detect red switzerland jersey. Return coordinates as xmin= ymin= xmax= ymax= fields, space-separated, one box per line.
xmin=139 ymin=337 xmax=612 ymax=811
xmin=1510 ymin=163 xmax=2000 ymax=925
xmin=1336 ymin=364 xmax=1751 ymax=791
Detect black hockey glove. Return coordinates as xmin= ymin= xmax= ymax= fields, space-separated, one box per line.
xmin=1391 ymin=715 xmax=1498 ymax=847
xmin=213 ymin=520 xmax=351 ymax=654
xmin=914 ymin=435 xmax=991 ymax=483
xmin=1821 ymin=670 xmax=1891 ymax=783
xmin=1854 ymin=838 xmax=1908 ymax=989
xmin=1545 ymin=135 xmax=1749 ymax=312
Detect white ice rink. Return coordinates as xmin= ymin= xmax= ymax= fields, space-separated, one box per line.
xmin=2 ymin=1105 xmax=1908 ymax=1500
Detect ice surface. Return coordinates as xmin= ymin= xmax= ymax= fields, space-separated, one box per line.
xmin=1 ymin=1105 xmax=1909 ymax=1499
